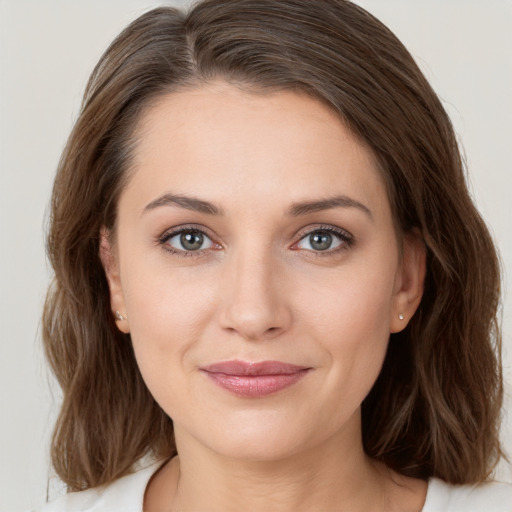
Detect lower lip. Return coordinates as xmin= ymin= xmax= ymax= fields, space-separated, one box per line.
xmin=203 ymin=370 xmax=310 ymax=398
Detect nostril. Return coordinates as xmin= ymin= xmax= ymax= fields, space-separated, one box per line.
xmin=264 ymin=326 xmax=282 ymax=338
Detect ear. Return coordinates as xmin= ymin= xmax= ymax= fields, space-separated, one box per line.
xmin=99 ymin=227 xmax=130 ymax=334
xmin=390 ymin=229 xmax=426 ymax=333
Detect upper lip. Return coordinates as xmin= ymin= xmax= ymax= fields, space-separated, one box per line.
xmin=201 ymin=360 xmax=310 ymax=376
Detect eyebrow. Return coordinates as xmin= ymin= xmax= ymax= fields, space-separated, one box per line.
xmin=143 ymin=192 xmax=373 ymax=220
xmin=287 ymin=195 xmax=373 ymax=220
xmin=143 ymin=193 xmax=224 ymax=216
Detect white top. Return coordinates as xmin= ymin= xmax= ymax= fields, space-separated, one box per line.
xmin=32 ymin=461 xmax=512 ymax=512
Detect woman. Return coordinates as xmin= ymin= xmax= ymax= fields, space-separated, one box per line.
xmin=36 ymin=0 xmax=510 ymax=510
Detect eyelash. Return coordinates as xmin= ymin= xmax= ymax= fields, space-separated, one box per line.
xmin=158 ymin=224 xmax=354 ymax=258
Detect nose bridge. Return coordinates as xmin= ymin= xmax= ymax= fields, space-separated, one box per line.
xmin=219 ymin=240 xmax=291 ymax=340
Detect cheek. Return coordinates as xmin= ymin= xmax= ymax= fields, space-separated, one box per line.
xmin=118 ymin=251 xmax=221 ymax=397
xmin=297 ymin=261 xmax=396 ymax=393
xmin=125 ymin=267 xmax=218 ymax=344
xmin=120 ymin=273 xmax=219 ymax=423
xmin=298 ymin=257 xmax=396 ymax=341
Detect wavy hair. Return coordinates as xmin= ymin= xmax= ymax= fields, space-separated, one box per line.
xmin=43 ymin=0 xmax=503 ymax=491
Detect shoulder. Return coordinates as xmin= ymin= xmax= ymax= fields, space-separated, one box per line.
xmin=29 ymin=461 xmax=164 ymax=512
xmin=423 ymin=477 xmax=512 ymax=512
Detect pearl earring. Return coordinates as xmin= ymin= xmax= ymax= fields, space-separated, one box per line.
xmin=398 ymin=313 xmax=404 ymax=321
xmin=115 ymin=311 xmax=127 ymax=321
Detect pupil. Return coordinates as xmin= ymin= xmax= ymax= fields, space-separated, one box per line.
xmin=181 ymin=231 xmax=203 ymax=250
xmin=310 ymin=231 xmax=332 ymax=251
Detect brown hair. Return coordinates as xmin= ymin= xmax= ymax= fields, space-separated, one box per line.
xmin=43 ymin=0 xmax=503 ymax=491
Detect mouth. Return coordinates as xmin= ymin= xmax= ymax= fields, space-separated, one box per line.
xmin=200 ymin=360 xmax=312 ymax=398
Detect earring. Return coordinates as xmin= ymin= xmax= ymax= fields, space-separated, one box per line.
xmin=398 ymin=313 xmax=404 ymax=321
xmin=115 ymin=311 xmax=127 ymax=321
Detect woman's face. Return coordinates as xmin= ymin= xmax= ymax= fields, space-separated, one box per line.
xmin=103 ymin=83 xmax=424 ymax=461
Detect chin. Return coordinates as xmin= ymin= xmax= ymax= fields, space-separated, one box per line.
xmin=180 ymin=407 xmax=334 ymax=463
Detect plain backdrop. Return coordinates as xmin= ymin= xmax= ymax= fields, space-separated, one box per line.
xmin=0 ymin=1 xmax=511 ymax=510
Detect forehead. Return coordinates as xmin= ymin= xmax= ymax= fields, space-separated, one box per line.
xmin=125 ymin=83 xmax=389 ymax=216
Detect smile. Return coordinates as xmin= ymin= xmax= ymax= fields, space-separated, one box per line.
xmin=200 ymin=360 xmax=312 ymax=398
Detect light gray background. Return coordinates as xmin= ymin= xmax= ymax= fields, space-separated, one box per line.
xmin=1 ymin=1 xmax=510 ymax=510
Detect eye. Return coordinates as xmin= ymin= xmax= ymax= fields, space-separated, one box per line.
xmin=163 ymin=228 xmax=215 ymax=253
xmin=294 ymin=227 xmax=352 ymax=253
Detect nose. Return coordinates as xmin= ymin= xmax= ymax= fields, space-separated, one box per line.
xmin=218 ymin=247 xmax=292 ymax=341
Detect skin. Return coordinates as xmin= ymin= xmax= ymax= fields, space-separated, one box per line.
xmin=101 ymin=83 xmax=427 ymax=511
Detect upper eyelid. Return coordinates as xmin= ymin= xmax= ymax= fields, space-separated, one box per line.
xmin=295 ymin=224 xmax=353 ymax=241
xmin=159 ymin=223 xmax=351 ymax=236
xmin=159 ymin=224 xmax=216 ymax=242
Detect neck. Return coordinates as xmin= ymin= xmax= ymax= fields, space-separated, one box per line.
xmin=166 ymin=422 xmax=390 ymax=512
xmin=144 ymin=414 xmax=427 ymax=512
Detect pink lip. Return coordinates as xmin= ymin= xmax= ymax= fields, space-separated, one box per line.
xmin=200 ymin=360 xmax=312 ymax=398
